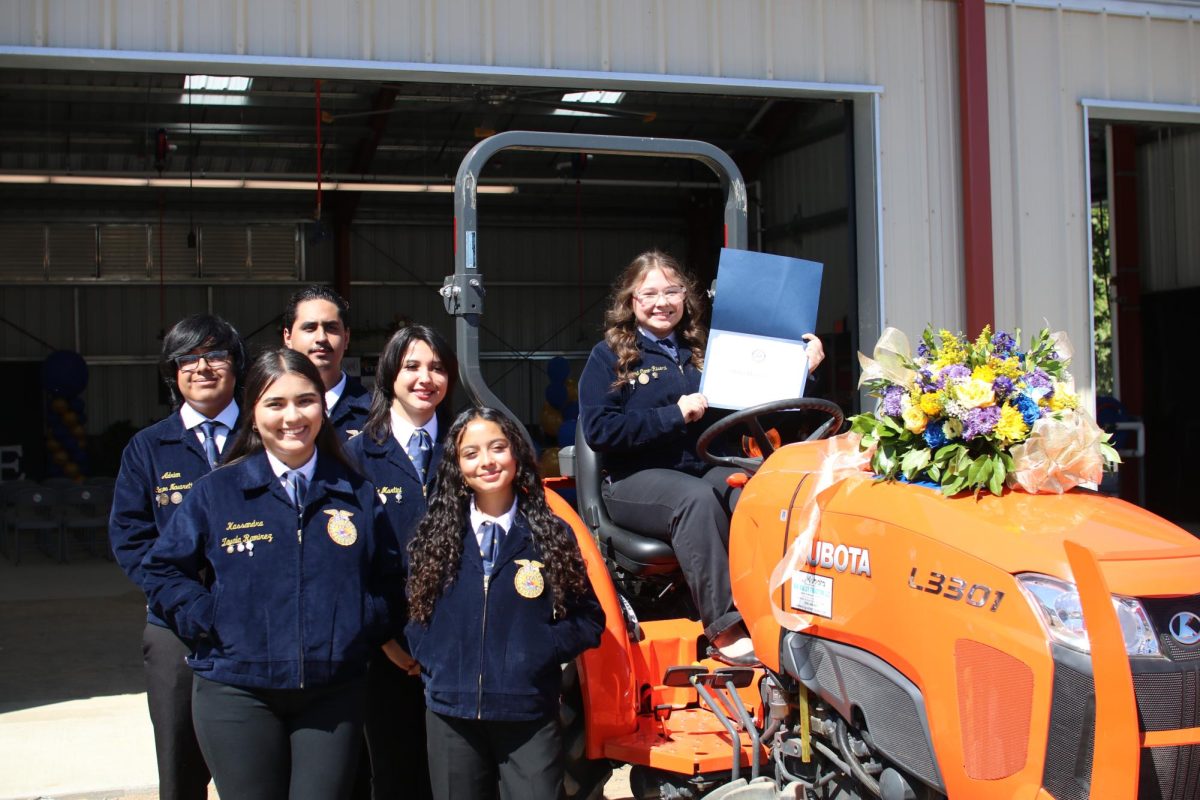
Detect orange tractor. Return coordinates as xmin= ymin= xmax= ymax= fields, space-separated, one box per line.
xmin=446 ymin=132 xmax=1200 ymax=799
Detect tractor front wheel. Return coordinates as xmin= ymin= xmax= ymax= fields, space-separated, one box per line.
xmin=560 ymin=660 xmax=613 ymax=800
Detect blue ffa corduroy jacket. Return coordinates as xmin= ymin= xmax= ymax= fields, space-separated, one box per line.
xmin=330 ymin=376 xmax=371 ymax=440
xmin=109 ymin=411 xmax=227 ymax=627
xmin=141 ymin=450 xmax=403 ymax=691
xmin=579 ymin=332 xmax=718 ymax=481
xmin=405 ymin=514 xmax=605 ymax=722
xmin=344 ymin=429 xmax=442 ymax=570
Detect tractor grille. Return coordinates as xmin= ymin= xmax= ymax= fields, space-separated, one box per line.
xmin=1141 ymin=597 xmax=1200 ymax=663
xmin=1132 ymin=664 xmax=1200 ymax=800
xmin=1042 ymin=650 xmax=1094 ymax=800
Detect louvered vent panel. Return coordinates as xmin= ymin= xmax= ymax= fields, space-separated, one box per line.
xmin=202 ymin=226 xmax=249 ymax=276
xmin=150 ymin=223 xmax=200 ymax=276
xmin=98 ymin=224 xmax=148 ymax=277
xmin=0 ymin=223 xmax=46 ymax=276
xmin=48 ymin=224 xmax=99 ymax=277
xmin=249 ymin=225 xmax=298 ymax=278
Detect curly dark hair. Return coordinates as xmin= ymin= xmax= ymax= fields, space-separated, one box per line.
xmin=603 ymin=250 xmax=707 ymax=389
xmin=407 ymin=407 xmax=590 ymax=625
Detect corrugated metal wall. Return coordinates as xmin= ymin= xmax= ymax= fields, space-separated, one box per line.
xmin=986 ymin=2 xmax=1200 ymax=395
xmin=4 ymin=0 xmax=1200 ymax=406
xmin=1140 ymin=126 xmax=1200 ymax=293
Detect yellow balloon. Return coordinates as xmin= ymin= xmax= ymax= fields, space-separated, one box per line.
xmin=565 ymin=377 xmax=578 ymax=402
xmin=539 ymin=404 xmax=563 ymax=440
xmin=52 ymin=451 xmax=68 ymax=465
xmin=46 ymin=438 xmax=62 ymax=452
xmin=539 ymin=447 xmax=561 ymax=479
xmin=51 ymin=398 xmax=68 ymax=413
xmin=64 ymin=462 xmax=81 ymax=477
xmin=62 ymin=411 xmax=78 ymax=425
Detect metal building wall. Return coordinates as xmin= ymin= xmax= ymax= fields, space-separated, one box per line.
xmin=985 ymin=1 xmax=1200 ymax=395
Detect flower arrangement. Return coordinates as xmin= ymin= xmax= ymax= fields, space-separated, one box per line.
xmin=849 ymin=325 xmax=1120 ymax=496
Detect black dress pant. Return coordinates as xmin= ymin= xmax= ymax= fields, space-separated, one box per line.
xmin=602 ymin=466 xmax=743 ymax=639
xmin=426 ymin=710 xmax=561 ymax=800
xmin=363 ymin=655 xmax=432 ymax=800
xmin=142 ymin=621 xmax=211 ymax=800
xmin=191 ymin=674 xmax=366 ymax=800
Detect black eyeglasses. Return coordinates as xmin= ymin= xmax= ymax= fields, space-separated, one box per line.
xmin=176 ymin=350 xmax=232 ymax=372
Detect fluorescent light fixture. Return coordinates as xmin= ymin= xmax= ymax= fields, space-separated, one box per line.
xmin=561 ymin=90 xmax=625 ymax=104
xmin=0 ymin=174 xmax=518 ymax=194
xmin=184 ymin=75 xmax=252 ymax=92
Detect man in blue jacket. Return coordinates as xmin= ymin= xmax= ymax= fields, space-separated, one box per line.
xmin=282 ymin=285 xmax=370 ymax=439
xmin=109 ymin=313 xmax=245 ymax=800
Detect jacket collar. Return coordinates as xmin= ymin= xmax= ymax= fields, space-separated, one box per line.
xmin=154 ymin=410 xmax=212 ymax=465
xmin=359 ymin=427 xmax=444 ymax=488
xmin=234 ymin=449 xmax=357 ymax=503
xmin=329 ymin=377 xmax=370 ymax=423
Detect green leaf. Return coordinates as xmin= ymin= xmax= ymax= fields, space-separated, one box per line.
xmin=900 ymin=447 xmax=931 ymax=479
xmin=942 ymin=475 xmax=966 ymax=496
xmin=988 ymin=459 xmax=1005 ymax=495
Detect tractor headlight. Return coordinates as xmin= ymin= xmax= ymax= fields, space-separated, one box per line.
xmin=1017 ymin=573 xmax=1160 ymax=657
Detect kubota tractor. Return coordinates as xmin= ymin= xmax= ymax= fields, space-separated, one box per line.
xmin=446 ymin=131 xmax=1200 ymax=799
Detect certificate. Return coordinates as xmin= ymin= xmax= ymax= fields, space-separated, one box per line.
xmin=700 ymin=329 xmax=809 ymax=410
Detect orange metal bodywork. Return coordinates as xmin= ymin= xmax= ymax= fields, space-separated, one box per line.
xmin=727 ymin=439 xmax=1200 ymax=799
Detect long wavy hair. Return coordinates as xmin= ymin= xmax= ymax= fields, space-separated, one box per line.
xmin=223 ymin=348 xmax=354 ymax=473
xmin=603 ymin=250 xmax=707 ymax=389
xmin=362 ymin=324 xmax=459 ymax=445
xmin=407 ymin=407 xmax=591 ymax=625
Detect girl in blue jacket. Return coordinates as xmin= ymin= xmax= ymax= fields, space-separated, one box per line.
xmin=405 ymin=407 xmax=605 ymax=800
xmin=143 ymin=348 xmax=403 ymax=800
xmin=344 ymin=324 xmax=458 ymax=800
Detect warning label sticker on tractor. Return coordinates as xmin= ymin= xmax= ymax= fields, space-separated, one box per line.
xmin=790 ymin=572 xmax=833 ymax=618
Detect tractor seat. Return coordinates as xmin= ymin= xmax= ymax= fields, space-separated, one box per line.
xmin=573 ymin=419 xmax=680 ymax=576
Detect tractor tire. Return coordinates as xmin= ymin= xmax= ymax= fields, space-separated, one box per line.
xmin=560 ymin=660 xmax=613 ymax=800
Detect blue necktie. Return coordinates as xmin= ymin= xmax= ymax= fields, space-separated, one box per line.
xmin=285 ymin=470 xmax=308 ymax=513
xmin=479 ymin=521 xmax=504 ymax=576
xmin=408 ymin=428 xmax=433 ymax=481
xmin=199 ymin=421 xmax=221 ymax=468
xmin=658 ymin=338 xmax=679 ymax=363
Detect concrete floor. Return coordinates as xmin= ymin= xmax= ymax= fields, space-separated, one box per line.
xmin=0 ymin=549 xmax=632 ymax=800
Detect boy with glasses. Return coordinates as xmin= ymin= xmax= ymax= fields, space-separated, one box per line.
xmin=109 ymin=313 xmax=245 ymax=800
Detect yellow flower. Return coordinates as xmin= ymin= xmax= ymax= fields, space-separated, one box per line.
xmin=936 ymin=329 xmax=966 ymax=365
xmin=995 ymin=404 xmax=1029 ymax=443
xmin=993 ymin=356 xmax=1023 ymax=379
xmin=902 ymin=405 xmax=928 ymax=434
xmin=971 ymin=365 xmax=996 ymax=384
xmin=952 ymin=378 xmax=995 ymax=409
xmin=1049 ymin=383 xmax=1078 ymax=412
xmin=974 ymin=325 xmax=992 ymax=349
xmin=919 ymin=392 xmax=942 ymax=416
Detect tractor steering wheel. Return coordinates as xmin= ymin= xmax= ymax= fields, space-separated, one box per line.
xmin=695 ymin=397 xmax=845 ymax=473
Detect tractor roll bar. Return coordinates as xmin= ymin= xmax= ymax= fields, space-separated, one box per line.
xmin=445 ymin=130 xmax=749 ymax=438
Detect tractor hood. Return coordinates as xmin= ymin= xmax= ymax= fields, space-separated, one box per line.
xmin=818 ymin=474 xmax=1200 ymax=596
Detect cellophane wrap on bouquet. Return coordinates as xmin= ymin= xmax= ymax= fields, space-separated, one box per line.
xmin=848 ymin=325 xmax=1119 ymax=496
xmin=1009 ymin=413 xmax=1108 ymax=494
xmin=768 ymin=433 xmax=874 ymax=632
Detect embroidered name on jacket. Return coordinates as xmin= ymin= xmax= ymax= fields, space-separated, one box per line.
xmin=221 ymin=532 xmax=274 ymax=556
xmin=629 ymin=365 xmax=670 ymax=385
xmin=377 ymin=486 xmax=403 ymax=504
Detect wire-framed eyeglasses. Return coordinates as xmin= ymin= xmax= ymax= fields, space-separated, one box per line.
xmin=634 ymin=287 xmax=686 ymax=305
xmin=176 ymin=350 xmax=232 ymax=372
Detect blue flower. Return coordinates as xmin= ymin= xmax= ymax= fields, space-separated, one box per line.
xmin=991 ymin=331 xmax=1016 ymax=356
xmin=923 ymin=424 xmax=947 ymax=449
xmin=1015 ymin=393 xmax=1041 ymax=426
xmin=992 ymin=375 xmax=1014 ymax=400
xmin=916 ymin=343 xmax=930 ymax=359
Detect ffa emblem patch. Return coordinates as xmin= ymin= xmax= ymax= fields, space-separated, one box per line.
xmin=513 ymin=559 xmax=545 ymax=599
xmin=324 ymin=509 xmax=358 ymax=546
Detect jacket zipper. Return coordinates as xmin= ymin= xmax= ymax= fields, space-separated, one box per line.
xmin=296 ymin=503 xmax=305 ymax=689
xmin=476 ymin=573 xmax=490 ymax=719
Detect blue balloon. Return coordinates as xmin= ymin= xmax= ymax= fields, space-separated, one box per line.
xmin=557 ymin=421 xmax=576 ymax=448
xmin=562 ymin=401 xmax=579 ymax=421
xmin=41 ymin=350 xmax=89 ymax=397
xmin=547 ymin=357 xmax=570 ymax=382
xmin=545 ymin=382 xmax=568 ymax=410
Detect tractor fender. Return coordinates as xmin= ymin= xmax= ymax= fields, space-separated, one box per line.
xmin=781 ymin=632 xmax=945 ymax=794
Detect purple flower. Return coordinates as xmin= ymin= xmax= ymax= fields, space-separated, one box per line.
xmin=882 ymin=385 xmax=904 ymax=417
xmin=991 ymin=331 xmax=1016 ymax=356
xmin=923 ymin=423 xmax=947 ymax=449
xmin=937 ymin=364 xmax=970 ymax=388
xmin=963 ymin=406 xmax=1001 ymax=440
xmin=1022 ymin=369 xmax=1054 ymax=398
xmin=992 ymin=375 xmax=1014 ymax=400
xmin=1015 ymin=393 xmax=1041 ymax=426
xmin=918 ymin=369 xmax=937 ymax=391
xmin=916 ymin=343 xmax=930 ymax=359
